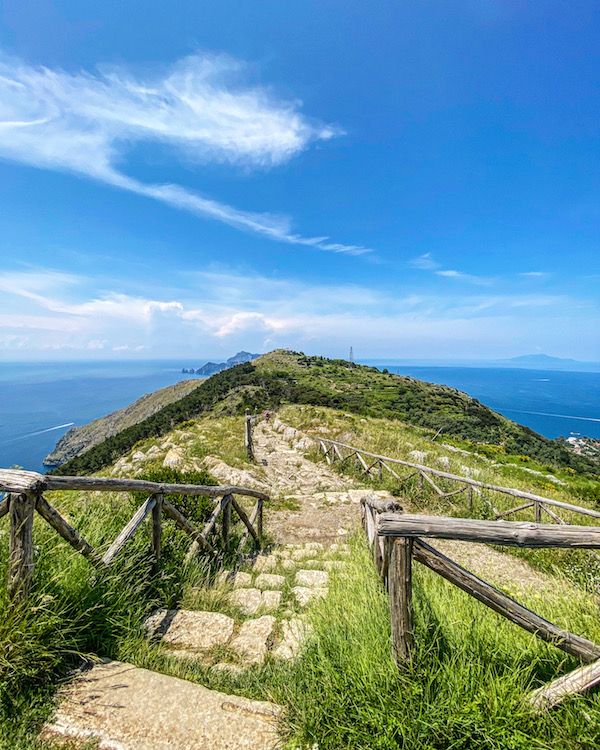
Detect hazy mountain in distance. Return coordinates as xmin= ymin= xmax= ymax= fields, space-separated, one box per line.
xmin=502 ymin=354 xmax=600 ymax=372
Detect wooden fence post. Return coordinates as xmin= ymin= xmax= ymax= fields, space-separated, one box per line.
xmin=151 ymin=494 xmax=163 ymax=573
xmin=534 ymin=501 xmax=541 ymax=523
xmin=8 ymin=492 xmax=35 ymax=601
xmin=245 ymin=409 xmax=254 ymax=461
xmin=256 ymin=498 xmax=263 ymax=538
xmin=222 ymin=494 xmax=232 ymax=548
xmin=467 ymin=486 xmax=473 ymax=511
xmin=388 ymin=537 xmax=415 ymax=665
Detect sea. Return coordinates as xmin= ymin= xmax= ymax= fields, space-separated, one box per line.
xmin=1 ymin=359 xmax=599 ymax=474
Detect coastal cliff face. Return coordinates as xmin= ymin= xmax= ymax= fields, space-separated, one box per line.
xmin=44 ymin=379 xmax=203 ymax=467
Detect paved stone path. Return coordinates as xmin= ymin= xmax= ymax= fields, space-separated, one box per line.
xmin=143 ymin=541 xmax=350 ymax=671
xmin=47 ymin=416 xmax=567 ymax=748
xmin=253 ymin=418 xmax=396 ymax=544
xmin=45 ymin=660 xmax=279 ymax=750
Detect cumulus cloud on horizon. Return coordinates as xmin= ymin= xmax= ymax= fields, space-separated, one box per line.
xmin=0 ymin=51 xmax=370 ymax=255
xmin=0 ymin=266 xmax=595 ymax=359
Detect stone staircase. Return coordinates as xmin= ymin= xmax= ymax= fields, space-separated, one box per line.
xmin=44 ymin=419 xmax=365 ymax=749
xmin=144 ymin=542 xmax=348 ymax=671
xmin=45 ymin=541 xmax=350 ymax=749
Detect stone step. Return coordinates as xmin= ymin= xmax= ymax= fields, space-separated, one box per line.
xmin=45 ymin=659 xmax=279 ymax=750
xmin=144 ymin=609 xmax=310 ymax=669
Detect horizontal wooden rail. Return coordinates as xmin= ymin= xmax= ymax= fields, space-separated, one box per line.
xmin=377 ymin=513 xmax=600 ymax=548
xmin=413 ymin=539 xmax=600 ymax=663
xmin=529 ymin=658 xmax=600 ymax=710
xmin=318 ymin=438 xmax=600 ymax=521
xmin=43 ymin=476 xmax=269 ymax=501
xmin=0 ymin=469 xmax=268 ymax=600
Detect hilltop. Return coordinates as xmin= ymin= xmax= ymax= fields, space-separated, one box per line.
xmin=7 ymin=354 xmax=600 ymax=748
xmin=50 ymin=350 xmax=598 ymax=477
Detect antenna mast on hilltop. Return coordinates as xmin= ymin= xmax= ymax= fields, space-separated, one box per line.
xmin=349 ymin=346 xmax=354 ymax=364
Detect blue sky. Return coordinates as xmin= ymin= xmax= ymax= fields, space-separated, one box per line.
xmin=0 ymin=0 xmax=598 ymax=361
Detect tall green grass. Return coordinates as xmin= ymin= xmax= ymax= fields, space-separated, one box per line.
xmin=0 ymin=483 xmax=255 ymax=747
xmin=279 ymin=535 xmax=600 ymax=750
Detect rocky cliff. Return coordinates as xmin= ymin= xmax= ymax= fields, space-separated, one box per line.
xmin=44 ymin=378 xmax=203 ymax=467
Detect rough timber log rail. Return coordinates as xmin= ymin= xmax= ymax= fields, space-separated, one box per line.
xmin=318 ymin=436 xmax=600 ymax=525
xmin=317 ymin=433 xmax=600 ymax=711
xmin=0 ymin=468 xmax=267 ymax=603
xmin=361 ymin=495 xmax=600 ymax=713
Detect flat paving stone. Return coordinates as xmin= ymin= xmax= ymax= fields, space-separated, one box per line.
xmin=45 ymin=660 xmax=279 ymax=750
xmin=230 ymin=616 xmax=276 ymax=665
xmin=144 ymin=610 xmax=234 ymax=649
xmin=232 ymin=572 xmax=253 ymax=588
xmin=273 ymin=618 xmax=309 ymax=661
xmin=230 ymin=588 xmax=263 ymax=615
xmin=253 ymin=555 xmax=277 ymax=573
xmin=255 ymin=573 xmax=285 ymax=590
xmin=291 ymin=586 xmax=328 ymax=607
xmin=295 ymin=569 xmax=330 ymax=588
xmin=291 ymin=548 xmax=317 ymax=561
xmin=281 ymin=559 xmax=296 ymax=571
xmin=262 ymin=590 xmax=283 ymax=611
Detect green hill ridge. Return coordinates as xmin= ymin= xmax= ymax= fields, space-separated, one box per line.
xmin=50 ymin=349 xmax=598 ymax=477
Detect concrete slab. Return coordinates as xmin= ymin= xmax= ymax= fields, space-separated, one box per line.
xmin=45 ymin=660 xmax=279 ymax=750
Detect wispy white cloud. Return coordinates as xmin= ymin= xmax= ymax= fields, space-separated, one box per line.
xmin=409 ymin=253 xmax=491 ymax=285
xmin=0 ymin=266 xmax=596 ymax=360
xmin=435 ymin=269 xmax=491 ymax=285
xmin=0 ymin=52 xmax=370 ymax=256
xmin=409 ymin=253 xmax=440 ymax=270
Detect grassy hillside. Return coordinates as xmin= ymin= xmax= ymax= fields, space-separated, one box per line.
xmin=51 ymin=350 xmax=598 ymax=477
xmin=5 ymin=389 xmax=600 ymax=748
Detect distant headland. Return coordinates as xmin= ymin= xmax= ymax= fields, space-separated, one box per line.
xmin=181 ymin=351 xmax=260 ymax=377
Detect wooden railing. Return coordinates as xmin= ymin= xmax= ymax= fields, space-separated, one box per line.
xmin=244 ymin=409 xmax=263 ymax=461
xmin=361 ymin=496 xmax=600 ymax=711
xmin=0 ymin=469 xmax=268 ymax=602
xmin=318 ymin=437 xmax=600 ymax=526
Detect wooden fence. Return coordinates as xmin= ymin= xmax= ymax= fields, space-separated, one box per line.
xmin=361 ymin=496 xmax=600 ymax=710
xmin=0 ymin=469 xmax=268 ymax=603
xmin=244 ymin=409 xmax=263 ymax=461
xmin=318 ymin=437 xmax=600 ymax=526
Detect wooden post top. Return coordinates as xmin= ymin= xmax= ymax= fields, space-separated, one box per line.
xmin=0 ymin=469 xmax=45 ymax=495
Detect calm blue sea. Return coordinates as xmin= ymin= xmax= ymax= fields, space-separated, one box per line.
xmin=1 ymin=360 xmax=599 ymax=473
xmin=0 ymin=360 xmax=205 ymax=473
xmin=364 ymin=362 xmax=600 ymax=443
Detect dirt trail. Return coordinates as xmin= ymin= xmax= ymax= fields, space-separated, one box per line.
xmin=252 ymin=419 xmax=393 ymax=544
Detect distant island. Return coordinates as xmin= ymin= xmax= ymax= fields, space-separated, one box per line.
xmin=500 ymin=354 xmax=600 ymax=372
xmin=182 ymin=351 xmax=261 ymax=377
